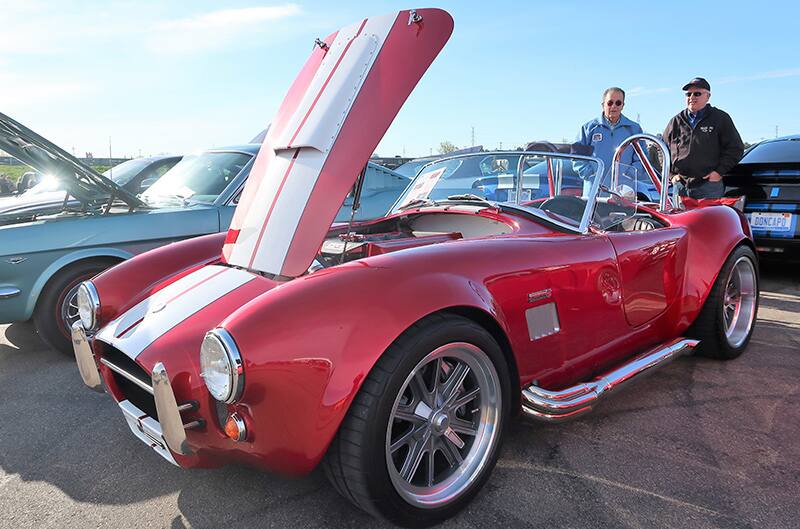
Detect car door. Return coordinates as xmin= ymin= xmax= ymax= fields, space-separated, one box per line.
xmin=605 ymin=225 xmax=687 ymax=327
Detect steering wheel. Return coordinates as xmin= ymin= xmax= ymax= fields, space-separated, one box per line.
xmin=538 ymin=195 xmax=586 ymax=223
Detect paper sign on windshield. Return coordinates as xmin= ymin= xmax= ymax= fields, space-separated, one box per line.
xmin=399 ymin=167 xmax=446 ymax=207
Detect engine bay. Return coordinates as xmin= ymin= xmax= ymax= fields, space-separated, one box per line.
xmin=316 ymin=210 xmax=513 ymax=267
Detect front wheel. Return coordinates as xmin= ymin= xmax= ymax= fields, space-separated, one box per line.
xmin=690 ymin=245 xmax=759 ymax=360
xmin=33 ymin=260 xmax=114 ymax=355
xmin=324 ymin=314 xmax=510 ymax=527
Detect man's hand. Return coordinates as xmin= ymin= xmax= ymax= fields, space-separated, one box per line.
xmin=704 ymin=170 xmax=722 ymax=182
xmin=670 ymin=175 xmax=682 ymax=185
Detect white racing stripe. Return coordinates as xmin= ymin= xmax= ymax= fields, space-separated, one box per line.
xmin=224 ymin=13 xmax=397 ymax=275
xmin=96 ymin=265 xmax=256 ymax=359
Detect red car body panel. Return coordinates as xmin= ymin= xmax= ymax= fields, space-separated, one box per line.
xmin=88 ymin=201 xmax=751 ymax=475
xmin=223 ymin=9 xmax=454 ymax=277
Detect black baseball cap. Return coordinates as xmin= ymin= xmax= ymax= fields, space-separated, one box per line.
xmin=682 ymin=77 xmax=711 ymax=91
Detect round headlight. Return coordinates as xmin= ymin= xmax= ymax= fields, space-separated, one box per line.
xmin=200 ymin=329 xmax=244 ymax=403
xmin=76 ymin=281 xmax=100 ymax=331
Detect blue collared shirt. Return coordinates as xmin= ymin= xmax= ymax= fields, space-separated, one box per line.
xmin=575 ymin=113 xmax=644 ymax=179
xmin=687 ymin=105 xmax=708 ymax=129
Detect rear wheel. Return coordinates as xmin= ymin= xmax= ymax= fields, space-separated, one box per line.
xmin=323 ymin=314 xmax=510 ymax=527
xmin=690 ymin=245 xmax=759 ymax=359
xmin=33 ymin=260 xmax=115 ymax=355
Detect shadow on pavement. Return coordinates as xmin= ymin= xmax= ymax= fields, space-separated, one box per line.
xmin=0 ymin=259 xmax=797 ymax=528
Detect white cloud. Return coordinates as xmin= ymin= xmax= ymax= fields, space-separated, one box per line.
xmin=149 ymin=4 xmax=303 ymax=54
xmin=627 ymin=86 xmax=671 ymax=97
xmin=627 ymin=67 xmax=800 ymax=97
xmin=717 ymin=68 xmax=800 ymax=85
xmin=0 ymin=71 xmax=93 ymax=108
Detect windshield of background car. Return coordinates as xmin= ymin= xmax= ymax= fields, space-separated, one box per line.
xmin=141 ymin=151 xmax=251 ymax=205
xmin=103 ymin=158 xmax=151 ymax=186
xmin=740 ymin=139 xmax=800 ymax=165
xmin=394 ymin=159 xmax=433 ymax=177
xmin=391 ymin=152 xmax=603 ymax=230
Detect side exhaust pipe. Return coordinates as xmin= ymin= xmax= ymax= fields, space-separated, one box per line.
xmin=522 ymin=338 xmax=699 ymax=422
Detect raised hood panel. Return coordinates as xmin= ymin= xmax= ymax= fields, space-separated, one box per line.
xmin=222 ymin=8 xmax=453 ymax=277
xmin=0 ymin=111 xmax=144 ymax=208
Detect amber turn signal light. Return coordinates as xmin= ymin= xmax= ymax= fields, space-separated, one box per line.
xmin=224 ymin=413 xmax=247 ymax=442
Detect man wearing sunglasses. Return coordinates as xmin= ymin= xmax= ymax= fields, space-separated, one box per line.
xmin=575 ymin=87 xmax=644 ymax=187
xmin=663 ymin=77 xmax=744 ymax=199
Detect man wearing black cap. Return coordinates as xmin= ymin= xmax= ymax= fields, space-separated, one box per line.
xmin=663 ymin=77 xmax=744 ymax=199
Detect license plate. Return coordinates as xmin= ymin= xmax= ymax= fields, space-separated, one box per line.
xmin=749 ymin=211 xmax=792 ymax=232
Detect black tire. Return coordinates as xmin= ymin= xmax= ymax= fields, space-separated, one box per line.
xmin=33 ymin=260 xmax=115 ymax=355
xmin=323 ymin=313 xmax=511 ymax=527
xmin=689 ymin=245 xmax=759 ymax=360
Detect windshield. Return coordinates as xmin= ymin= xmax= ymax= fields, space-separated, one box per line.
xmin=391 ymin=152 xmax=607 ymax=231
xmin=394 ymin=159 xmax=434 ymax=178
xmin=103 ymin=158 xmax=151 ymax=186
xmin=741 ymin=138 xmax=800 ymax=164
xmin=141 ymin=151 xmax=251 ymax=205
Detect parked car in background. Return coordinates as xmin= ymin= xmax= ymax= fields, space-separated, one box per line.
xmin=104 ymin=155 xmax=183 ymax=193
xmin=0 ymin=154 xmax=181 ymax=217
xmin=394 ymin=146 xmax=484 ymax=178
xmin=336 ymin=163 xmax=410 ymax=222
xmin=0 ymin=110 xmax=258 ymax=354
xmin=16 ymin=170 xmax=42 ymax=193
xmin=72 ymin=9 xmax=757 ymax=526
xmin=725 ymin=135 xmax=800 ymax=259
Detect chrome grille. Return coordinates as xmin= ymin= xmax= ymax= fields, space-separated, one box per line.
xmin=100 ymin=346 xmax=158 ymax=420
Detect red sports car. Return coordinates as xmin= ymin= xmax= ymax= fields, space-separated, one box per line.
xmin=72 ymin=8 xmax=759 ymax=527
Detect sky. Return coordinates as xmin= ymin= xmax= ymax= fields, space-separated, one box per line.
xmin=2 ymin=0 xmax=799 ymax=159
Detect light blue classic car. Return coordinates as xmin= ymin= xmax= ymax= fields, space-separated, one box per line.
xmin=0 ymin=112 xmax=409 ymax=354
xmin=0 ymin=111 xmax=259 ymax=354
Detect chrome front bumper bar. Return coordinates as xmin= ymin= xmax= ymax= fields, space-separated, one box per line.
xmin=72 ymin=322 xmax=104 ymax=392
xmin=71 ymin=322 xmax=196 ymax=457
xmin=522 ymin=338 xmax=699 ymax=422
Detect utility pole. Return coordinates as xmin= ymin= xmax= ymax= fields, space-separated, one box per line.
xmin=471 ymin=126 xmax=475 ymax=147
xmin=775 ymin=125 xmax=779 ymax=138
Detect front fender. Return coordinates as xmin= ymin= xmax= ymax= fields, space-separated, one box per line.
xmin=222 ymin=263 xmax=508 ymax=475
xmin=19 ymin=247 xmax=132 ymax=321
xmin=92 ymin=232 xmax=226 ymax=325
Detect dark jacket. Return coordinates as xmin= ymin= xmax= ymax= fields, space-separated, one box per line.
xmin=663 ymin=105 xmax=744 ymax=186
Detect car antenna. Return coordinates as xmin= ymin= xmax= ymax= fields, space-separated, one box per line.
xmin=340 ymin=164 xmax=367 ymax=264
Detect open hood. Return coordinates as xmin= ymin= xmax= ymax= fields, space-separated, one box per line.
xmin=222 ymin=8 xmax=453 ymax=277
xmin=0 ymin=111 xmax=145 ymax=209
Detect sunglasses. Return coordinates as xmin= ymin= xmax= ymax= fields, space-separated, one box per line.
xmin=685 ymin=91 xmax=705 ymax=97
xmin=605 ymin=100 xmax=623 ymax=107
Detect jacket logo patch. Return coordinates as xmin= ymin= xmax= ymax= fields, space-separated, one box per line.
xmin=592 ymin=133 xmax=603 ymax=142
xmin=700 ymin=126 xmax=714 ymax=133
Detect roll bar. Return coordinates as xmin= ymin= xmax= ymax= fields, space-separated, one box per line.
xmin=610 ymin=133 xmax=672 ymax=211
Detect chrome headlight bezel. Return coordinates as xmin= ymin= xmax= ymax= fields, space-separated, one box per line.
xmin=200 ymin=328 xmax=244 ymax=403
xmin=76 ymin=281 xmax=101 ymax=332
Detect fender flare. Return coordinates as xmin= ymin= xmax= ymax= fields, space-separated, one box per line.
xmin=25 ymin=247 xmax=131 ymax=318
xmin=224 ymin=267 xmax=516 ymax=474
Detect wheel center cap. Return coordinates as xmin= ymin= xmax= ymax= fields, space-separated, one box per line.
xmin=431 ymin=411 xmax=450 ymax=434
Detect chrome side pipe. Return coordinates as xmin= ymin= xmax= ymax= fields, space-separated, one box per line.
xmin=521 ymin=338 xmax=699 ymax=422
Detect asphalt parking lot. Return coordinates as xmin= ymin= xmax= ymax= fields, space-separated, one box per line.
xmin=1 ymin=262 xmax=797 ymax=529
